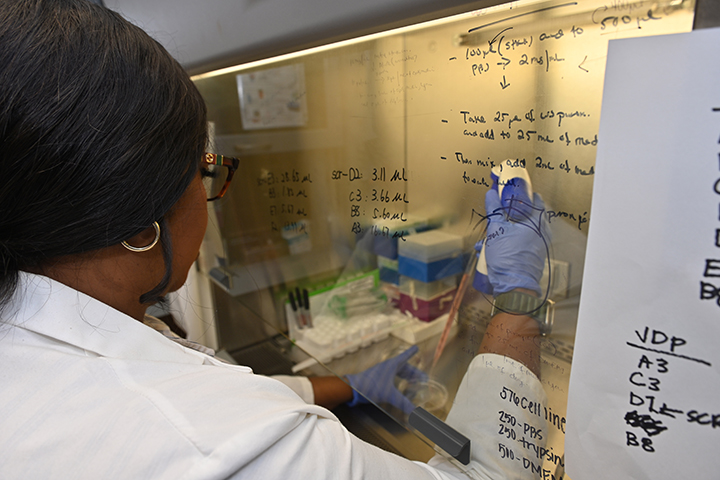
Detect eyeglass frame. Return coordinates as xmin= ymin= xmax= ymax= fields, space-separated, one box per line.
xmin=202 ymin=153 xmax=239 ymax=201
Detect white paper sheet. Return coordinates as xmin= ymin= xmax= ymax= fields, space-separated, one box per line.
xmin=237 ymin=64 xmax=308 ymax=129
xmin=565 ymin=28 xmax=720 ymax=479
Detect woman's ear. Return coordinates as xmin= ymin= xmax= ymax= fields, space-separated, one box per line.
xmin=122 ymin=224 xmax=160 ymax=252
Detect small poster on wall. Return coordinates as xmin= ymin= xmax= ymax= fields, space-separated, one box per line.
xmin=236 ymin=63 xmax=308 ymax=130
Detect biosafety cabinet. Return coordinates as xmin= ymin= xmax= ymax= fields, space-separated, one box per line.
xmin=187 ymin=0 xmax=703 ymax=475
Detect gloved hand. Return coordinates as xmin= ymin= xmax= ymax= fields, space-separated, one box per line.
xmin=345 ymin=345 xmax=427 ymax=414
xmin=478 ymin=186 xmax=549 ymax=296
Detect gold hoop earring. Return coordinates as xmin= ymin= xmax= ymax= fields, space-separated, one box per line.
xmin=121 ymin=221 xmax=161 ymax=252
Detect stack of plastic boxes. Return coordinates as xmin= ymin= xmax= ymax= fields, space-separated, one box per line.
xmin=373 ymin=218 xmax=430 ymax=308
xmin=397 ymin=230 xmax=464 ymax=322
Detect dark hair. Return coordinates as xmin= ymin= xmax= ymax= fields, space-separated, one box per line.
xmin=0 ymin=0 xmax=208 ymax=306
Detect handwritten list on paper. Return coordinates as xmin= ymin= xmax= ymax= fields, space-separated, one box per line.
xmin=565 ymin=28 xmax=720 ymax=479
xmin=480 ymin=355 xmax=566 ymax=478
xmin=624 ymin=327 xmax=714 ymax=452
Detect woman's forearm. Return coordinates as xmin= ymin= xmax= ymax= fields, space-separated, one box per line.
xmin=478 ymin=311 xmax=541 ymax=378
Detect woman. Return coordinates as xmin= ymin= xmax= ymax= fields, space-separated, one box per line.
xmin=0 ymin=1 xmax=548 ymax=478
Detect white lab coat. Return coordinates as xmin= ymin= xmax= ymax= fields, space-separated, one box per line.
xmin=0 ymin=273 xmax=547 ymax=479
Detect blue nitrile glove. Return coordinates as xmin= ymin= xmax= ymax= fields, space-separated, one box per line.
xmin=345 ymin=345 xmax=428 ymax=414
xmin=477 ymin=187 xmax=549 ymax=296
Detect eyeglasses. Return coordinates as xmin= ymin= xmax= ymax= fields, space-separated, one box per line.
xmin=201 ymin=153 xmax=239 ymax=201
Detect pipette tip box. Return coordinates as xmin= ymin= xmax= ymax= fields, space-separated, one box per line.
xmin=399 ymin=287 xmax=457 ymax=322
xmin=371 ymin=217 xmax=432 ymax=259
xmin=398 ymin=231 xmax=464 ymax=282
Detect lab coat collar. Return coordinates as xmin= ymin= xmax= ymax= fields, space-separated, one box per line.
xmin=2 ymin=272 xmax=221 ymax=366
